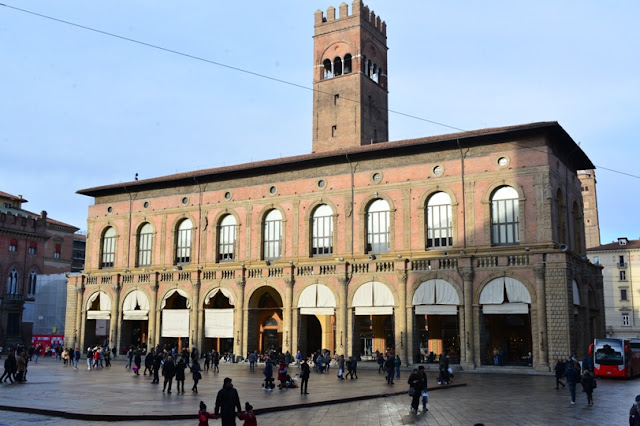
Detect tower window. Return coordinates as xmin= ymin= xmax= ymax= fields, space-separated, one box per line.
xmin=332 ymin=125 xmax=337 ymax=137
xmin=344 ymin=54 xmax=352 ymax=74
xmin=323 ymin=59 xmax=333 ymax=79
xmin=334 ymin=94 xmax=339 ymax=105
xmin=334 ymin=57 xmax=342 ymax=76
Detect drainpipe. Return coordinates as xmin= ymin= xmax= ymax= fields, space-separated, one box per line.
xmin=455 ymin=139 xmax=467 ymax=249
xmin=345 ymin=154 xmax=356 ymax=257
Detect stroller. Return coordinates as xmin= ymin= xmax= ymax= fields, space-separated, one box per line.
xmin=262 ymin=376 xmax=276 ymax=391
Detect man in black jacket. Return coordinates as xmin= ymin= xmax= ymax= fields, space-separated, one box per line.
xmin=300 ymin=358 xmax=310 ymax=394
xmin=215 ymin=377 xmax=242 ymax=426
xmin=162 ymin=356 xmax=176 ymax=393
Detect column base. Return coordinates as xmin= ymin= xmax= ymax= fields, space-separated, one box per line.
xmin=534 ymin=362 xmax=551 ymax=372
xmin=460 ymin=362 xmax=476 ymax=371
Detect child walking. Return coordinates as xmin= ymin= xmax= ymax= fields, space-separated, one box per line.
xmin=238 ymin=402 xmax=257 ymax=426
xmin=198 ymin=401 xmax=216 ymax=426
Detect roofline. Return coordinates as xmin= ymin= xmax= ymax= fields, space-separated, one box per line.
xmin=78 ymin=121 xmax=594 ymax=198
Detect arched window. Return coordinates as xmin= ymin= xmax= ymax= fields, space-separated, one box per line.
xmin=7 ymin=268 xmax=19 ymax=294
xmin=491 ymin=186 xmax=519 ymax=245
xmin=573 ymin=202 xmax=583 ymax=253
xmin=344 ymin=54 xmax=352 ymax=74
xmin=367 ymin=199 xmax=390 ymax=254
xmin=137 ymin=223 xmax=153 ymax=267
xmin=263 ymin=210 xmax=282 ymax=260
xmin=312 ymin=204 xmax=333 ymax=256
xmin=218 ymin=214 xmax=237 ymax=262
xmin=372 ymin=64 xmax=379 ymax=83
xmin=334 ymin=57 xmax=342 ymax=76
xmin=28 ymin=270 xmax=37 ymax=296
xmin=367 ymin=59 xmax=373 ymax=77
xmin=176 ymin=219 xmax=193 ymax=264
xmin=101 ymin=227 xmax=116 ymax=268
xmin=556 ymin=189 xmax=566 ymax=245
xmin=362 ymin=55 xmax=367 ymax=74
xmin=9 ymin=238 xmax=18 ymax=252
xmin=426 ymin=192 xmax=452 ymax=248
xmin=323 ymin=59 xmax=333 ymax=79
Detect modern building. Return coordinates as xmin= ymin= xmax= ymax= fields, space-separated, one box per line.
xmin=65 ymin=1 xmax=604 ymax=369
xmin=0 ymin=190 xmax=81 ymax=349
xmin=587 ymin=238 xmax=640 ymax=338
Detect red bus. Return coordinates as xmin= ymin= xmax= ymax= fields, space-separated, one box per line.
xmin=590 ymin=338 xmax=640 ymax=378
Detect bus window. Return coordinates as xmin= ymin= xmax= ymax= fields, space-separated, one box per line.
xmin=595 ymin=343 xmax=623 ymax=365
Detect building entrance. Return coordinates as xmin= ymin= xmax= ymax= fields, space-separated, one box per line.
xmin=299 ymin=314 xmax=323 ymax=357
xmin=248 ymin=287 xmax=283 ymax=354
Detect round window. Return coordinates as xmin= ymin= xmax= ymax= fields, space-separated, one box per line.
xmin=372 ymin=172 xmax=382 ymax=183
xmin=269 ymin=186 xmax=277 ymax=195
xmin=224 ymin=192 xmax=232 ymax=200
xmin=317 ymin=179 xmax=326 ymax=189
xmin=498 ymin=157 xmax=509 ymax=166
xmin=433 ymin=165 xmax=443 ymax=175
xmin=181 ymin=197 xmax=189 ymax=205
xmin=143 ymin=201 xmax=150 ymax=209
xmin=107 ymin=206 xmax=113 ymax=213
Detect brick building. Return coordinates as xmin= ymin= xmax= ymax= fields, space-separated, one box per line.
xmin=0 ymin=191 xmax=79 ymax=348
xmin=65 ymin=1 xmax=604 ymax=369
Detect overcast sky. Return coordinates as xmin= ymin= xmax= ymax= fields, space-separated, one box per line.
xmin=1 ymin=1 xmax=638 ymax=244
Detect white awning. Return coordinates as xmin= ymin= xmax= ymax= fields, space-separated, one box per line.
xmin=355 ymin=306 xmax=393 ymax=316
xmin=572 ymin=280 xmax=581 ymax=306
xmin=161 ymin=288 xmax=191 ymax=309
xmin=352 ymin=282 xmax=394 ymax=310
xmin=122 ymin=290 xmax=150 ymax=320
xmin=87 ymin=311 xmax=111 ymax=320
xmin=483 ymin=303 xmax=529 ymax=314
xmin=86 ymin=291 xmax=111 ymax=312
xmin=204 ymin=287 xmax=235 ymax=306
xmin=298 ymin=284 xmax=336 ymax=315
xmin=204 ymin=309 xmax=234 ymax=338
xmin=480 ymin=277 xmax=531 ymax=305
xmin=412 ymin=279 xmax=460 ymax=306
xmin=161 ymin=309 xmax=190 ymax=337
xmin=415 ymin=305 xmax=457 ymax=315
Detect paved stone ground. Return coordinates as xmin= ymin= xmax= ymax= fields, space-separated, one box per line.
xmin=0 ymin=357 xmax=637 ymax=425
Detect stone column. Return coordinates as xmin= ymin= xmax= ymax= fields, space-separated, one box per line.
xmin=75 ymin=283 xmax=84 ymax=350
xmin=153 ymin=273 xmax=161 ymax=347
xmin=148 ymin=279 xmax=159 ymax=350
xmin=284 ymin=278 xmax=294 ymax=354
xmin=191 ymin=280 xmax=201 ymax=350
xmin=472 ymin=305 xmax=481 ymax=367
xmin=396 ymin=271 xmax=407 ymax=363
xmin=406 ymin=305 xmax=414 ymax=364
xmin=460 ymin=267 xmax=475 ymax=369
xmin=338 ymin=277 xmax=349 ymax=356
xmin=111 ymin=280 xmax=122 ymax=355
xmin=236 ymin=279 xmax=245 ymax=357
xmin=534 ymin=264 xmax=549 ymax=370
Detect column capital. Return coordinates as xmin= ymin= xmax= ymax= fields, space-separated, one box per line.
xmin=76 ymin=284 xmax=85 ymax=295
xmin=111 ymin=283 xmax=121 ymax=293
xmin=150 ymin=281 xmax=159 ymax=292
xmin=284 ymin=278 xmax=294 ymax=288
xmin=192 ymin=281 xmax=201 ymax=291
xmin=533 ymin=264 xmax=546 ymax=281
xmin=338 ymin=277 xmax=350 ymax=287
xmin=396 ymin=271 xmax=408 ymax=283
xmin=236 ymin=279 xmax=246 ymax=290
xmin=459 ymin=267 xmax=474 ymax=282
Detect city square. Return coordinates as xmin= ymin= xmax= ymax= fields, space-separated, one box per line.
xmin=0 ymin=357 xmax=638 ymax=425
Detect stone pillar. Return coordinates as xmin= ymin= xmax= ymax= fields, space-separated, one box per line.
xmin=191 ymin=280 xmax=201 ymax=350
xmin=236 ymin=279 xmax=245 ymax=357
xmin=153 ymin=273 xmax=161 ymax=347
xmin=284 ymin=278 xmax=294 ymax=354
xmin=75 ymin=283 xmax=84 ymax=350
xmin=460 ymin=267 xmax=475 ymax=369
xmin=534 ymin=264 xmax=549 ymax=370
xmin=79 ymin=309 xmax=87 ymax=352
xmin=338 ymin=277 xmax=349 ymax=356
xmin=396 ymin=271 xmax=407 ymax=363
xmin=291 ymin=307 xmax=299 ymax=357
xmin=472 ymin=305 xmax=481 ymax=367
xmin=148 ymin=279 xmax=159 ymax=350
xmin=347 ymin=307 xmax=353 ymax=358
xmin=406 ymin=305 xmax=414 ymax=364
xmin=111 ymin=281 xmax=122 ymax=355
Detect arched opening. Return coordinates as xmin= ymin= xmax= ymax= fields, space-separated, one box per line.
xmin=366 ymin=199 xmax=390 ymax=254
xmin=352 ymin=282 xmax=395 ymax=361
xmin=344 ymin=54 xmax=352 ymax=74
xmin=311 ymin=204 xmax=333 ymax=257
xmin=203 ymin=287 xmax=235 ymax=355
xmin=372 ymin=64 xmax=379 ymax=82
xmin=85 ymin=291 xmax=111 ymax=349
xmin=426 ymin=192 xmax=453 ymax=249
xmin=121 ymin=290 xmax=149 ymax=352
xmin=479 ymin=277 xmax=532 ymax=366
xmin=297 ymin=284 xmax=336 ymax=357
xmin=323 ymin=59 xmax=333 ymax=79
xmin=248 ymin=287 xmax=283 ymax=354
xmin=412 ymin=279 xmax=461 ymax=364
xmin=334 ymin=57 xmax=342 ymax=76
xmin=160 ymin=289 xmax=190 ymax=352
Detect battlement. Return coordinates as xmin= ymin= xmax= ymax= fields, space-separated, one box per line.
xmin=315 ymin=1 xmax=386 ymax=36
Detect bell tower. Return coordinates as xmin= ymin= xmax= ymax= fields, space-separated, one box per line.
xmin=312 ymin=1 xmax=389 ymax=153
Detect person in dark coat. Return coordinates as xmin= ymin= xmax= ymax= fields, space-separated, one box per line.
xmin=581 ymin=369 xmax=596 ymax=406
xmin=630 ymin=395 xmax=640 ymax=426
xmin=175 ymin=358 xmax=187 ymax=393
xmin=553 ymin=359 xmax=566 ymax=389
xmin=300 ymin=358 xmax=310 ymax=395
xmin=263 ymin=357 xmax=274 ymax=390
xmin=152 ymin=353 xmax=162 ymax=384
xmin=190 ymin=358 xmax=202 ymax=393
xmin=162 ymin=356 xmax=176 ymax=393
xmin=144 ymin=351 xmax=153 ymax=376
xmin=418 ymin=365 xmax=429 ymax=412
xmin=408 ymin=368 xmax=425 ymax=413
xmin=385 ymin=355 xmax=395 ymax=384
xmin=377 ymin=352 xmax=384 ymax=373
xmin=215 ymin=377 xmax=242 ymax=426
xmin=1 ymin=353 xmax=16 ymax=383
xmin=565 ymin=361 xmax=580 ymax=404
xmin=133 ymin=350 xmax=142 ymax=375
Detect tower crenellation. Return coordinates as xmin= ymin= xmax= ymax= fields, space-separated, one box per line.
xmin=314 ymin=1 xmax=386 ymax=37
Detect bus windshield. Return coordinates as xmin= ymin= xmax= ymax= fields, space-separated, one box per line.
xmin=595 ymin=339 xmax=624 ymax=366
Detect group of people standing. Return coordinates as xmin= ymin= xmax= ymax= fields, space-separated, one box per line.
xmin=553 ymin=355 xmax=596 ymax=406
xmin=377 ymin=352 xmax=402 ymax=384
xmin=1 ymin=349 xmax=29 ymax=383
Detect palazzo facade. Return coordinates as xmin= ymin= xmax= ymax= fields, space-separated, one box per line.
xmin=64 ymin=1 xmax=604 ymax=370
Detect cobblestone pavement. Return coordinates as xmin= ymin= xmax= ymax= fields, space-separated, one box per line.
xmin=0 ymin=357 xmax=637 ymax=425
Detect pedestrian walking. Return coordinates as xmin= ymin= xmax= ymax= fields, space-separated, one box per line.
xmin=395 ymin=355 xmax=402 ymax=379
xmin=1 ymin=353 xmax=16 ymax=383
xmin=581 ymin=369 xmax=596 ymax=406
xmin=277 ymin=361 xmax=288 ymax=389
xmin=418 ymin=365 xmax=429 ymax=412
xmin=248 ymin=351 xmax=257 ymax=373
xmin=126 ymin=348 xmax=133 ymax=369
xmin=565 ymin=361 xmax=580 ymax=405
xmin=295 ymin=350 xmax=302 ymax=367
xmin=337 ymin=355 xmax=345 ymax=380
xmin=133 ymin=350 xmax=142 ymax=375
xmin=204 ymin=351 xmax=211 ymax=372
xmin=300 ymin=358 xmax=310 ymax=395
xmin=630 ymin=395 xmax=640 ymax=426
xmin=144 ymin=351 xmax=153 ymax=376
xmin=385 ymin=354 xmax=395 ymax=384
xmin=15 ymin=352 xmax=26 ymax=382
xmin=212 ymin=351 xmax=220 ymax=373
xmin=408 ymin=368 xmax=425 ymax=414
xmin=553 ymin=359 xmax=566 ymax=389
xmin=190 ymin=358 xmax=202 ymax=393
xmin=237 ymin=402 xmax=257 ymax=426
xmin=214 ymin=377 xmax=242 ymax=426
xmin=263 ymin=357 xmax=274 ymax=391
xmin=175 ymin=358 xmax=186 ymax=393
xmin=151 ymin=352 xmax=161 ymax=384
xmin=377 ymin=352 xmax=384 ymax=373
xmin=198 ymin=401 xmax=216 ymax=426
xmin=86 ymin=347 xmax=93 ymax=370
xmin=162 ymin=355 xmax=176 ymax=394
xmin=73 ymin=348 xmax=80 ymax=369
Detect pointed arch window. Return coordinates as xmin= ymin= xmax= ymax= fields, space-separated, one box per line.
xmin=101 ymin=227 xmax=116 ymax=268
xmin=367 ymin=199 xmax=390 ymax=254
xmin=426 ymin=192 xmax=452 ymax=248
xmin=218 ymin=214 xmax=237 ymax=262
xmin=491 ymin=186 xmax=519 ymax=245
xmin=137 ymin=223 xmax=153 ymax=267
xmin=28 ymin=270 xmax=37 ymax=296
xmin=7 ymin=268 xmax=19 ymax=294
xmin=176 ymin=219 xmax=193 ymax=264
xmin=344 ymin=54 xmax=352 ymax=74
xmin=263 ymin=210 xmax=282 ymax=260
xmin=312 ymin=204 xmax=333 ymax=256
